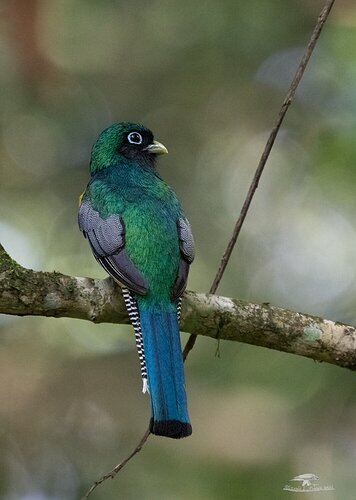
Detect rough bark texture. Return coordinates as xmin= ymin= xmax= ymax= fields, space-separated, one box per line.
xmin=1 ymin=243 xmax=356 ymax=371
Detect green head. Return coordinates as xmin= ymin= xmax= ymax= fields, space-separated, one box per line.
xmin=90 ymin=122 xmax=168 ymax=174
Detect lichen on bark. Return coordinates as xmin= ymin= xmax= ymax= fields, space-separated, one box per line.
xmin=1 ymin=242 xmax=356 ymax=371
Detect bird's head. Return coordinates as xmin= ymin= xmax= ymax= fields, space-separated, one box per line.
xmin=89 ymin=122 xmax=168 ymax=174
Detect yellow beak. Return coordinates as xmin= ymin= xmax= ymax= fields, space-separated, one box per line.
xmin=145 ymin=140 xmax=168 ymax=155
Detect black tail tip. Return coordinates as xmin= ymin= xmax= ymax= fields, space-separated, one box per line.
xmin=150 ymin=418 xmax=192 ymax=439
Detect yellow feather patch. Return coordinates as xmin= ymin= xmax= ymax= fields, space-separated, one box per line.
xmin=79 ymin=192 xmax=84 ymax=206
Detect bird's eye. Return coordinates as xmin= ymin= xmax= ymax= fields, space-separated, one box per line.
xmin=127 ymin=132 xmax=143 ymax=145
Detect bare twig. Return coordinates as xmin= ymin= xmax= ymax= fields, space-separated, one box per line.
xmin=81 ymin=428 xmax=151 ymax=499
xmin=183 ymin=0 xmax=336 ymax=361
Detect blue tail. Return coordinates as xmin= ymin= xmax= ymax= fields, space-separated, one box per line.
xmin=139 ymin=310 xmax=192 ymax=439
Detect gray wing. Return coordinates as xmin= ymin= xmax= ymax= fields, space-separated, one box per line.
xmin=177 ymin=217 xmax=195 ymax=263
xmin=78 ymin=200 xmax=148 ymax=295
xmin=171 ymin=217 xmax=195 ymax=302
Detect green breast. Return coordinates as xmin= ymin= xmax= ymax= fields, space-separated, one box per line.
xmin=124 ymin=200 xmax=180 ymax=310
xmin=88 ymin=165 xmax=182 ymax=311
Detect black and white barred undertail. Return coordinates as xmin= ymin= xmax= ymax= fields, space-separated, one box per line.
xmin=122 ymin=287 xmax=149 ymax=393
xmin=122 ymin=289 xmax=183 ymax=395
xmin=176 ymin=297 xmax=182 ymax=322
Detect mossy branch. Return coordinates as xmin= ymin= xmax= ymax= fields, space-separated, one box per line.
xmin=1 ymin=243 xmax=355 ymax=371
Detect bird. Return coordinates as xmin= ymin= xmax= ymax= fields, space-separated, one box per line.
xmin=78 ymin=122 xmax=195 ymax=438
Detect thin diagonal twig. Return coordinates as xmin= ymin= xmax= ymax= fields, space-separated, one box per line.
xmin=183 ymin=0 xmax=336 ymax=361
xmin=82 ymin=0 xmax=336 ymax=496
xmin=81 ymin=427 xmax=151 ymax=499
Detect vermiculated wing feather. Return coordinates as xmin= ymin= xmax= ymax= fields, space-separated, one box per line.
xmin=171 ymin=259 xmax=189 ymax=302
xmin=78 ymin=201 xmax=125 ymax=255
xmin=177 ymin=218 xmax=195 ymax=263
xmin=171 ymin=218 xmax=195 ymax=301
xmin=96 ymin=251 xmax=148 ymax=295
xmin=79 ymin=200 xmax=148 ymax=295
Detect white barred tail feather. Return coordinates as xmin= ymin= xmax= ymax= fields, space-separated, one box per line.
xmin=122 ymin=288 xmax=191 ymax=438
xmin=122 ymin=287 xmax=148 ymax=393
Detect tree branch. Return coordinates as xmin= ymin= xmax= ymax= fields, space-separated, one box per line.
xmin=0 ymin=244 xmax=128 ymax=324
xmin=1 ymin=243 xmax=355 ymax=371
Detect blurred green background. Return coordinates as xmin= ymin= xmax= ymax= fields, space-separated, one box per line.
xmin=1 ymin=0 xmax=356 ymax=498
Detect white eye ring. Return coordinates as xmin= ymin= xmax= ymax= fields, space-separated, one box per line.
xmin=127 ymin=132 xmax=143 ymax=145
